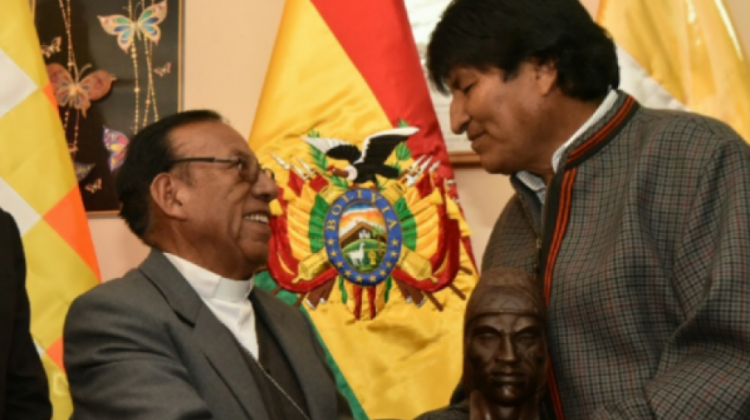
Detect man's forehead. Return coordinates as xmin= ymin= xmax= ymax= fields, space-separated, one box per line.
xmin=170 ymin=120 xmax=252 ymax=155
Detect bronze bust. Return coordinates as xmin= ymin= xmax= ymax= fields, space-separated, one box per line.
xmin=415 ymin=267 xmax=547 ymax=420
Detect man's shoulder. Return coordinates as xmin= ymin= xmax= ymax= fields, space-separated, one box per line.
xmin=633 ymin=106 xmax=747 ymax=149
xmin=69 ymin=267 xmax=165 ymax=315
xmin=616 ymin=105 xmax=750 ymax=176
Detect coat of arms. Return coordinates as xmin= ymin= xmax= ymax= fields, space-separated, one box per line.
xmin=264 ymin=123 xmax=475 ymax=320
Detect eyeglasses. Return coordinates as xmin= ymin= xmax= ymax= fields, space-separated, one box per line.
xmin=170 ymin=156 xmax=275 ymax=182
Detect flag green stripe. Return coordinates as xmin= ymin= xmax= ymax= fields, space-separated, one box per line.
xmin=255 ymin=271 xmax=369 ymax=420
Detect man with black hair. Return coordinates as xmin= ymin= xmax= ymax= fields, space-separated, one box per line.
xmin=63 ymin=110 xmax=354 ymax=420
xmin=427 ymin=0 xmax=750 ymax=419
xmin=0 ymin=208 xmax=51 ymax=420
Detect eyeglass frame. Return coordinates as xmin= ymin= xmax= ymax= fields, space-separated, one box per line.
xmin=169 ymin=156 xmax=275 ymax=182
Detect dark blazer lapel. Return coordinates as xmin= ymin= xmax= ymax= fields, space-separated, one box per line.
xmin=193 ymin=306 xmax=270 ymax=420
xmin=138 ymin=249 xmax=270 ymax=420
xmin=252 ymin=289 xmax=335 ymax=420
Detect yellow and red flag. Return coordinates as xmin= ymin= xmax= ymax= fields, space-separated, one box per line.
xmin=0 ymin=0 xmax=100 ymax=418
xmin=598 ymin=0 xmax=750 ymax=142
xmin=249 ymin=0 xmax=478 ymax=418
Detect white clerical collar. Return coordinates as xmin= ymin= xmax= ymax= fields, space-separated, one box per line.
xmin=163 ymin=253 xmax=254 ymax=303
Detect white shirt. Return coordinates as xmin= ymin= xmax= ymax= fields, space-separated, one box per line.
xmin=516 ymin=90 xmax=619 ymax=204
xmin=163 ymin=253 xmax=259 ymax=359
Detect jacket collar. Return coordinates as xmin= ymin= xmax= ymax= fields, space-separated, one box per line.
xmin=138 ymin=249 xmax=271 ymax=420
xmin=558 ymin=91 xmax=639 ymax=169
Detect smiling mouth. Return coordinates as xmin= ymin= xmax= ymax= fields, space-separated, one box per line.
xmin=243 ymin=213 xmax=269 ymax=224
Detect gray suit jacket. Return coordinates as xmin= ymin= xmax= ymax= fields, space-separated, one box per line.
xmin=64 ymin=250 xmax=353 ymax=420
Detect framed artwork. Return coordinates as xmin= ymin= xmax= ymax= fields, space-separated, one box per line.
xmin=33 ymin=0 xmax=183 ymax=213
xmin=405 ymin=0 xmax=481 ymax=167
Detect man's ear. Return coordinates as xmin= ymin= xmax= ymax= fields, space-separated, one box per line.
xmin=533 ymin=60 xmax=558 ymax=96
xmin=150 ymin=173 xmax=187 ymax=219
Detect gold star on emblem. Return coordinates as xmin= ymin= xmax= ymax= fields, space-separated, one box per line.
xmin=391 ymin=251 xmax=398 ymax=257
xmin=356 ymin=275 xmax=363 ymax=282
xmin=327 ymin=239 xmax=335 ymax=245
xmin=386 ymin=262 xmax=393 ymax=268
xmin=370 ymin=275 xmax=376 ymax=281
xmin=392 ymin=239 xmax=399 ymax=246
xmin=336 ymin=261 xmax=344 ymax=268
xmin=380 ymin=270 xmax=386 ymax=276
xmin=331 ymin=251 xmax=338 ymax=257
xmin=345 ymin=270 xmax=352 ymax=276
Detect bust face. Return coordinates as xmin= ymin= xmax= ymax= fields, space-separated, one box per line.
xmin=467 ymin=306 xmax=546 ymax=407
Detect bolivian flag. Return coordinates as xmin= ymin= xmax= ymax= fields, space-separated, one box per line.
xmin=598 ymin=0 xmax=750 ymax=142
xmin=0 ymin=0 xmax=100 ymax=418
xmin=249 ymin=0 xmax=478 ymax=419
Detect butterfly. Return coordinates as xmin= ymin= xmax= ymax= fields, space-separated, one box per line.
xmin=153 ymin=62 xmax=171 ymax=77
xmin=73 ymin=162 xmax=96 ymax=182
xmin=102 ymin=126 xmax=130 ymax=172
xmin=98 ymin=1 xmax=168 ymax=53
xmin=41 ymin=36 xmax=62 ymax=58
xmin=85 ymin=178 xmax=102 ymax=194
xmin=47 ymin=63 xmax=116 ymax=117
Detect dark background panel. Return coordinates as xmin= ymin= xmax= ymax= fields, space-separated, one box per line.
xmin=34 ymin=0 xmax=183 ymax=212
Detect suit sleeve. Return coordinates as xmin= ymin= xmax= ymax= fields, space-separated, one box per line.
xmin=2 ymin=212 xmax=52 ymax=420
xmin=593 ymin=137 xmax=750 ymax=419
xmin=63 ymin=287 xmax=214 ymax=420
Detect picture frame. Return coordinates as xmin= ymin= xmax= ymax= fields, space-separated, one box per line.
xmin=33 ymin=0 xmax=184 ymax=213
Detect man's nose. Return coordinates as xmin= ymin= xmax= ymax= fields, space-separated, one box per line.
xmin=450 ymin=95 xmax=470 ymax=135
xmin=253 ymin=170 xmax=279 ymax=202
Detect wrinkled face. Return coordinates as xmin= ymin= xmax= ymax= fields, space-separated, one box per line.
xmin=467 ymin=309 xmax=546 ymax=407
xmin=447 ymin=63 xmax=555 ymax=175
xmin=168 ymin=121 xmax=278 ymax=274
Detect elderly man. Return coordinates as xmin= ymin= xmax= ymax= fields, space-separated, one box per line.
xmin=0 ymin=208 xmax=51 ymax=420
xmin=427 ymin=0 xmax=750 ymax=419
xmin=416 ymin=267 xmax=547 ymax=420
xmin=63 ymin=110 xmax=353 ymax=420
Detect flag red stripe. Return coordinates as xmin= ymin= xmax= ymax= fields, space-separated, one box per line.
xmin=309 ymin=0 xmax=454 ymax=179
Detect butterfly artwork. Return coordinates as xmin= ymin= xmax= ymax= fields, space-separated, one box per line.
xmin=41 ymin=36 xmax=62 ymax=58
xmin=47 ymin=63 xmax=116 ymax=117
xmin=98 ymin=1 xmax=168 ymax=53
xmin=73 ymin=162 xmax=96 ymax=182
xmin=153 ymin=62 xmax=171 ymax=77
xmin=84 ymin=178 xmax=102 ymax=194
xmin=102 ymin=126 xmax=130 ymax=172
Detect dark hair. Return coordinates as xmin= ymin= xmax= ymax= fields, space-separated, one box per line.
xmin=116 ymin=109 xmax=223 ymax=240
xmin=427 ymin=0 xmax=619 ymax=101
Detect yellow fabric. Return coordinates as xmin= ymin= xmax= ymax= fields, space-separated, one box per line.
xmin=598 ymin=0 xmax=750 ymax=141
xmin=0 ymin=1 xmax=100 ymax=418
xmin=249 ymin=0 xmax=476 ymax=418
